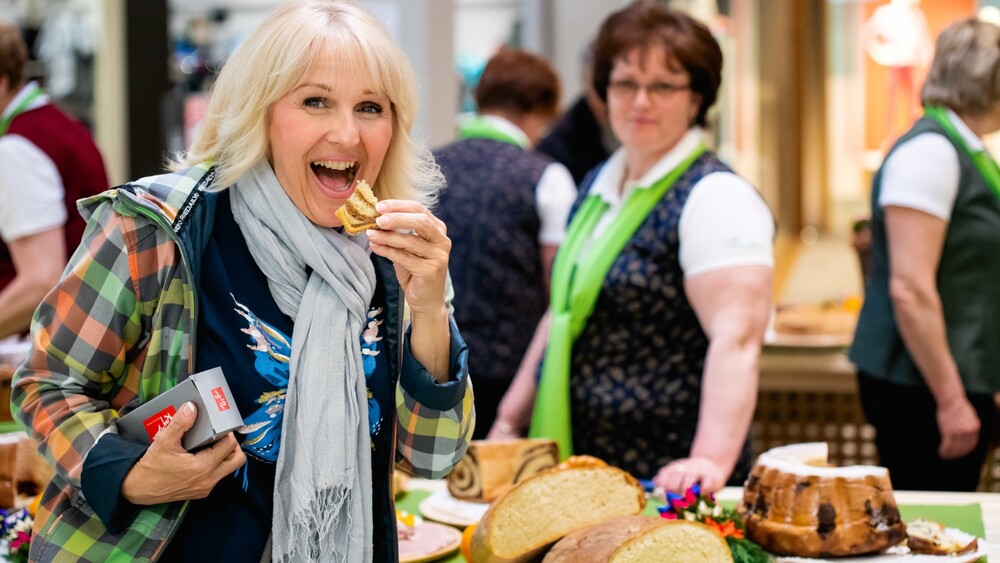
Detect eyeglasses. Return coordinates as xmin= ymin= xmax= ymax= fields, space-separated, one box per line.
xmin=607 ymin=79 xmax=691 ymax=101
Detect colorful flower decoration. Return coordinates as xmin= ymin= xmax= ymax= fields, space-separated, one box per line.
xmin=0 ymin=507 xmax=32 ymax=563
xmin=657 ymin=484 xmax=769 ymax=563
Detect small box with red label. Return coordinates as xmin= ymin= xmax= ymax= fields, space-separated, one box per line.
xmin=117 ymin=367 xmax=244 ymax=451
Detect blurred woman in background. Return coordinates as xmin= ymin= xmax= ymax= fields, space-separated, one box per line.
xmin=489 ymin=0 xmax=773 ymax=494
xmin=435 ymin=49 xmax=576 ymax=439
xmin=851 ymin=17 xmax=1000 ymax=492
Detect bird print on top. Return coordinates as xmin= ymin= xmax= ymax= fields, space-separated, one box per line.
xmin=228 ymin=293 xmax=386 ymax=462
xmin=232 ymin=296 xmax=289 ymax=463
xmin=362 ymin=305 xmax=384 ymax=444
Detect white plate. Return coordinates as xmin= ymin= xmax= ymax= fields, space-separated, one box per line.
xmin=775 ymin=530 xmax=986 ymax=562
xmin=398 ymin=521 xmax=462 ymax=563
xmin=418 ymin=487 xmax=490 ymax=527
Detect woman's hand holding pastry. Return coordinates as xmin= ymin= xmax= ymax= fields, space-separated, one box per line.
xmin=653 ymin=456 xmax=727 ymax=495
xmin=121 ymin=402 xmax=246 ymax=505
xmin=366 ymin=200 xmax=450 ymax=316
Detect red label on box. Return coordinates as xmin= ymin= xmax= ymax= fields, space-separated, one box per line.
xmin=143 ymin=406 xmax=177 ymax=441
xmin=211 ymin=387 xmax=230 ymax=412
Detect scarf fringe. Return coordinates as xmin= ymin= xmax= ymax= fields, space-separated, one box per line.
xmin=275 ymin=486 xmax=355 ymax=563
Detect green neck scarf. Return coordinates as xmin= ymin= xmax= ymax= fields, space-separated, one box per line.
xmin=0 ymin=84 xmax=44 ymax=136
xmin=529 ymin=142 xmax=706 ymax=458
xmin=924 ymin=105 xmax=1000 ymax=201
xmin=458 ymin=116 xmax=527 ymax=148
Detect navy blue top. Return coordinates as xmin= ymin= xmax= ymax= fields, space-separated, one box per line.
xmin=82 ymin=191 xmax=393 ymax=562
xmin=566 ymin=153 xmax=754 ymax=482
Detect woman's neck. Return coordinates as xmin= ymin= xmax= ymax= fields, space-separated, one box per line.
xmin=0 ymin=81 xmax=23 ymax=115
xmin=957 ymin=110 xmax=1000 ymax=140
xmin=622 ymin=129 xmax=694 ymax=186
xmin=623 ymin=151 xmax=660 ymax=185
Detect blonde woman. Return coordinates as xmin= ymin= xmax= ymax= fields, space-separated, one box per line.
xmin=489 ymin=1 xmax=773 ymax=495
xmin=11 ymin=1 xmax=473 ymax=561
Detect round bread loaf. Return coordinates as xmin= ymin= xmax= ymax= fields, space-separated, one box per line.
xmin=542 ymin=515 xmax=733 ymax=563
xmin=470 ymin=456 xmax=646 ymax=563
xmin=739 ymin=442 xmax=907 ymax=557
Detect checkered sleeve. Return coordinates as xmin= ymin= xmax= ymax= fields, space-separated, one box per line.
xmin=11 ymin=200 xmax=150 ymax=491
xmin=394 ymin=317 xmax=474 ymax=479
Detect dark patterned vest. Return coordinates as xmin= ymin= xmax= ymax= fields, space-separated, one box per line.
xmin=0 ymin=104 xmax=109 ymax=290
xmin=435 ymin=138 xmax=553 ymax=383
xmin=568 ymin=152 xmax=753 ymax=481
xmin=850 ymin=117 xmax=1000 ymax=394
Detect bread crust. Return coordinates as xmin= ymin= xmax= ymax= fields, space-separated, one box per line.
xmin=542 ymin=516 xmax=733 ymax=563
xmin=470 ymin=456 xmax=646 ymax=563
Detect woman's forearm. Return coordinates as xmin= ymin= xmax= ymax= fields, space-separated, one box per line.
xmin=689 ymin=336 xmax=760 ymax=475
xmin=408 ymin=304 xmax=451 ymax=383
xmin=890 ymin=277 xmax=964 ymax=405
xmin=495 ymin=311 xmax=551 ymax=432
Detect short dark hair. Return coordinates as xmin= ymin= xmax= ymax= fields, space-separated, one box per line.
xmin=592 ymin=0 xmax=722 ymax=127
xmin=475 ymin=48 xmax=561 ymax=119
xmin=0 ymin=22 xmax=27 ymax=89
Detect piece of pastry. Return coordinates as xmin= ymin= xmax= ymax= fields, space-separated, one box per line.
xmin=906 ymin=518 xmax=978 ymax=556
xmin=335 ymin=179 xmax=379 ymax=235
xmin=447 ymin=439 xmax=559 ymax=502
xmin=739 ymin=442 xmax=907 ymax=557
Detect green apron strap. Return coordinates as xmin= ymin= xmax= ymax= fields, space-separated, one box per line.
xmin=924 ymin=106 xmax=1000 ymax=201
xmin=530 ymin=143 xmax=707 ymax=458
xmin=457 ymin=116 xmax=527 ymax=148
xmin=0 ymin=84 xmax=44 ymax=136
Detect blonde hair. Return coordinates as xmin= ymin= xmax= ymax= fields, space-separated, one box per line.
xmin=173 ymin=0 xmax=442 ymax=206
xmin=921 ymin=17 xmax=1000 ymax=116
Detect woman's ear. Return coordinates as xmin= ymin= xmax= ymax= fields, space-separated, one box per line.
xmin=689 ymin=92 xmax=703 ymax=125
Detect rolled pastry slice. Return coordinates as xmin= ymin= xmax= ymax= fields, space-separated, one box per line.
xmin=335 ymin=179 xmax=379 ymax=234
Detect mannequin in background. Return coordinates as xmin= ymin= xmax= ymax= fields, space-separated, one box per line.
xmin=0 ymin=22 xmax=108 ymax=339
xmin=864 ymin=0 xmax=932 ymax=147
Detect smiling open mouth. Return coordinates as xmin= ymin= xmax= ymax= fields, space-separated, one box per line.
xmin=311 ymin=160 xmax=358 ymax=192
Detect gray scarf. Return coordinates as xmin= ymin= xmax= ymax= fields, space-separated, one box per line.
xmin=231 ymin=162 xmax=377 ymax=562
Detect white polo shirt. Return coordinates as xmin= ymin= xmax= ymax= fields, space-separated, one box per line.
xmin=586 ymin=127 xmax=774 ymax=277
xmin=878 ymin=108 xmax=974 ymax=221
xmin=0 ymin=82 xmax=66 ymax=242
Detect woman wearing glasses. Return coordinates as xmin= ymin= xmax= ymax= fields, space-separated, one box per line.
xmin=488 ymin=0 xmax=774 ymax=494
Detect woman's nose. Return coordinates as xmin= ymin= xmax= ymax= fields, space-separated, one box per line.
xmin=325 ymin=111 xmax=361 ymax=146
xmin=632 ymin=86 xmax=654 ymax=107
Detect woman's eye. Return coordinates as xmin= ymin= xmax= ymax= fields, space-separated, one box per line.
xmin=358 ymin=102 xmax=383 ymax=115
xmin=303 ymin=97 xmax=326 ymax=109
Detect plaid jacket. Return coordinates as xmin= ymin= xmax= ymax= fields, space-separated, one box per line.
xmin=11 ymin=163 xmax=474 ymax=562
